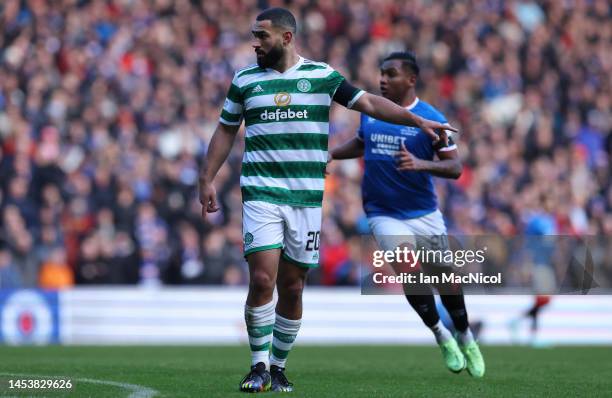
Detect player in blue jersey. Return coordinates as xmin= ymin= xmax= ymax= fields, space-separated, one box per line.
xmin=330 ymin=52 xmax=485 ymax=378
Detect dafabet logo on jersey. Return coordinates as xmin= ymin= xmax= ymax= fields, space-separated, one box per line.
xmin=260 ymin=108 xmax=309 ymax=121
xmin=261 ymin=92 xmax=308 ymax=121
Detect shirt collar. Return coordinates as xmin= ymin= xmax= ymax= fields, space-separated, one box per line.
xmin=406 ymin=97 xmax=419 ymax=110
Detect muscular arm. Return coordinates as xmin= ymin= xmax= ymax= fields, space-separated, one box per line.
xmin=332 ymin=80 xmax=456 ymax=142
xmin=422 ymin=150 xmax=462 ymax=179
xmin=198 ymin=122 xmax=240 ymax=216
xmin=200 ymin=122 xmax=240 ymax=183
xmin=396 ymin=141 xmax=462 ymax=179
xmin=352 ymin=93 xmax=423 ymax=127
xmin=350 ymin=93 xmax=455 ymax=142
xmin=330 ymin=136 xmax=364 ymax=160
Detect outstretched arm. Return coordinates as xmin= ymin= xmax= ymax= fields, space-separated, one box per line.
xmin=351 ymin=93 xmax=456 ymax=143
xmin=198 ymin=122 xmax=240 ymax=217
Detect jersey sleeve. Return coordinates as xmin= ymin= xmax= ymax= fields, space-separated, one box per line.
xmin=219 ymin=73 xmax=244 ymax=126
xmin=433 ymin=123 xmax=458 ymax=152
xmin=327 ymin=70 xmax=365 ymax=109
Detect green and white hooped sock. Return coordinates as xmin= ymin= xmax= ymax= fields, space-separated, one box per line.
xmin=245 ymin=300 xmax=275 ymax=369
xmin=270 ymin=313 xmax=301 ymax=369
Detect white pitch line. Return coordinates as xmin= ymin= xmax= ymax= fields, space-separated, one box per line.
xmin=0 ymin=373 xmax=158 ymax=398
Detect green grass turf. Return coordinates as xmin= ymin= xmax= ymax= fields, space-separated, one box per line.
xmin=0 ymin=345 xmax=611 ymax=397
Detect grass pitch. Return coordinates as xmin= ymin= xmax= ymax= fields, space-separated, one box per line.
xmin=0 ymin=345 xmax=610 ymax=397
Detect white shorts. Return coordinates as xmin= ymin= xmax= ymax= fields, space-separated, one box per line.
xmin=368 ymin=210 xmax=450 ymax=261
xmin=242 ymin=201 xmax=321 ymax=268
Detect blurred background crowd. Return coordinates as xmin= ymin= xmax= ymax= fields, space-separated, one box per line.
xmin=0 ymin=0 xmax=610 ymax=289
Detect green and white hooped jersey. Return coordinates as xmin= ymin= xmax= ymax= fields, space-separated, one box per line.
xmin=219 ymin=56 xmax=364 ymax=207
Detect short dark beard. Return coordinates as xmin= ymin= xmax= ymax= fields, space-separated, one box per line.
xmin=257 ymin=43 xmax=284 ymax=69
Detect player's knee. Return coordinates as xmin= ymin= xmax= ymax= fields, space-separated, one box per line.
xmin=249 ymin=270 xmax=275 ymax=295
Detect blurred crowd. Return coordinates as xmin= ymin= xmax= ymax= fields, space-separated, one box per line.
xmin=0 ymin=0 xmax=610 ymax=289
